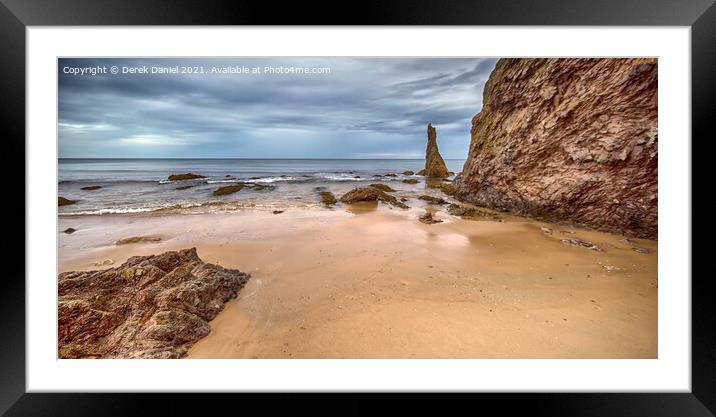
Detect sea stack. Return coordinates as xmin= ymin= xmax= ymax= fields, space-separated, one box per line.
xmin=455 ymin=58 xmax=658 ymax=239
xmin=422 ymin=123 xmax=451 ymax=178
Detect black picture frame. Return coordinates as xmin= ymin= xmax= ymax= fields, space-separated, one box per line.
xmin=2 ymin=0 xmax=714 ymax=415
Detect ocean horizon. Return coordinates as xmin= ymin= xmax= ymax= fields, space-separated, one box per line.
xmin=58 ymin=157 xmax=465 ymax=216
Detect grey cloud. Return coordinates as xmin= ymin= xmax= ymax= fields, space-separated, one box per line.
xmin=58 ymin=57 xmax=497 ymax=158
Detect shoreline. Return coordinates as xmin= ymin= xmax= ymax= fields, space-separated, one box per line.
xmin=58 ymin=201 xmax=657 ymax=359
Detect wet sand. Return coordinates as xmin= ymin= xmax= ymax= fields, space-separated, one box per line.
xmin=58 ymin=202 xmax=657 ymax=358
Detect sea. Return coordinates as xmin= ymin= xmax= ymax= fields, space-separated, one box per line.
xmin=58 ymin=159 xmax=466 ymax=216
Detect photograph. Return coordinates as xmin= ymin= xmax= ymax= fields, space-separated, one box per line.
xmin=56 ymin=57 xmax=658 ymax=360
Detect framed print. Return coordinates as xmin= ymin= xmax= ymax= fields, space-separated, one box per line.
xmin=2 ymin=0 xmax=715 ymax=415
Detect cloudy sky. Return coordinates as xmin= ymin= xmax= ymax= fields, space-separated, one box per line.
xmin=58 ymin=58 xmax=497 ymax=159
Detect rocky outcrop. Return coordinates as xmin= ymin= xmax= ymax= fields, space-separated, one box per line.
xmin=419 ymin=195 xmax=448 ymax=205
xmin=422 ymin=123 xmax=451 ymax=178
xmin=168 ymin=173 xmax=206 ymax=181
xmin=370 ymin=183 xmax=396 ymax=192
xmin=447 ymin=204 xmax=502 ymax=222
xmin=58 ymin=248 xmax=250 ymax=358
xmin=418 ymin=211 xmax=443 ymax=224
xmin=455 ymin=58 xmax=657 ymax=239
xmin=212 ymin=184 xmax=244 ymax=196
xmin=213 ymin=182 xmax=274 ymax=196
xmin=58 ymin=196 xmax=76 ymax=206
xmin=116 ymin=235 xmax=162 ymax=245
xmin=340 ymin=187 xmax=408 ymax=209
xmin=427 ymin=180 xmax=458 ymax=197
xmin=319 ymin=191 xmax=337 ymax=206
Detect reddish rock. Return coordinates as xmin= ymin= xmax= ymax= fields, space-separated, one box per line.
xmin=58 ymin=248 xmax=250 ymax=358
xmin=456 ymin=58 xmax=657 ymax=239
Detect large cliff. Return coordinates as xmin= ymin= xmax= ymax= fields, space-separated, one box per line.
xmin=455 ymin=58 xmax=657 ymax=239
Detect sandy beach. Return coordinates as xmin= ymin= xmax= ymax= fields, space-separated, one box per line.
xmin=58 ymin=201 xmax=657 ymax=359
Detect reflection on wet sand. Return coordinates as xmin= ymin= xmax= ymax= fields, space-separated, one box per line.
xmin=58 ymin=201 xmax=657 ymax=358
xmin=344 ymin=201 xmax=378 ymax=215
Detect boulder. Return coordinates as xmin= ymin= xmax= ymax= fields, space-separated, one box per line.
xmin=319 ymin=191 xmax=337 ymax=206
xmin=58 ymin=248 xmax=250 ymax=358
xmin=81 ymin=185 xmax=102 ymax=191
xmin=340 ymin=187 xmax=384 ymax=203
xmin=63 ymin=227 xmax=76 ymax=234
xmin=402 ymin=179 xmax=419 ymax=184
xmin=340 ymin=187 xmax=408 ymax=209
xmin=402 ymin=170 xmax=415 ymax=175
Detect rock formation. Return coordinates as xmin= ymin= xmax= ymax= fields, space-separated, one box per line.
xmin=340 ymin=187 xmax=409 ymax=209
xmin=427 ymin=180 xmax=458 ymax=196
xmin=58 ymin=248 xmax=250 ymax=358
xmin=58 ymin=196 xmax=76 ymax=206
xmin=422 ymin=123 xmax=451 ymax=178
xmin=319 ymin=191 xmax=337 ymax=206
xmin=168 ymin=173 xmax=206 ymax=181
xmin=455 ymin=58 xmax=657 ymax=239
xmin=370 ymin=183 xmax=396 ymax=192
xmin=447 ymin=204 xmax=502 ymax=221
xmin=419 ymin=195 xmax=448 ymax=205
xmin=213 ymin=182 xmax=274 ymax=196
xmin=115 ymin=235 xmax=162 ymax=245
xmin=418 ymin=211 xmax=443 ymax=224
